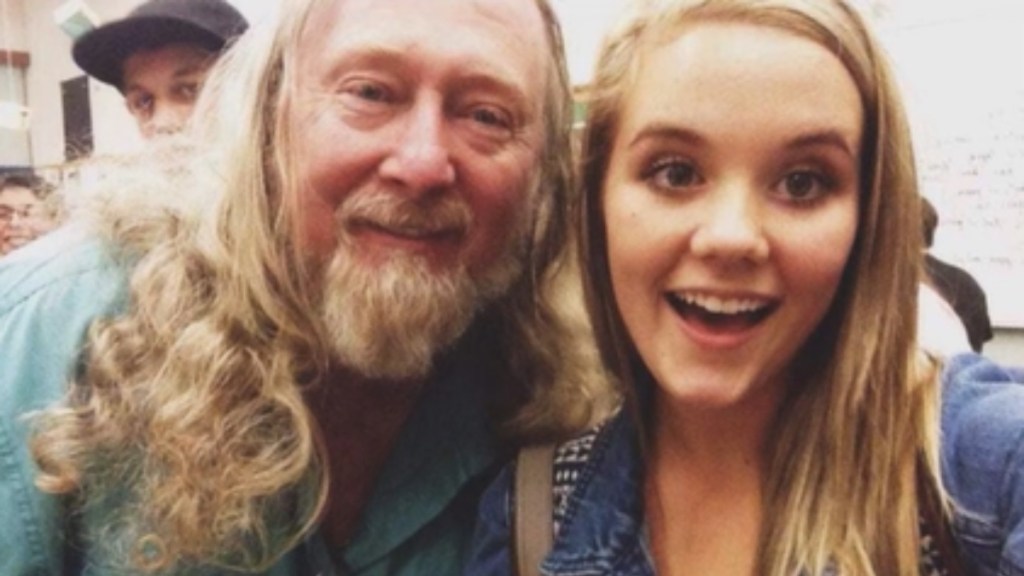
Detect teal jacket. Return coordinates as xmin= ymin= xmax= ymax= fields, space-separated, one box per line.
xmin=0 ymin=226 xmax=499 ymax=575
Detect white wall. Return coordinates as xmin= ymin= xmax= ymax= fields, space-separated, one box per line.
xmin=0 ymin=0 xmax=31 ymax=166
xmin=870 ymin=0 xmax=1024 ymax=365
xmin=0 ymin=0 xmax=28 ymax=49
xmin=989 ymin=329 xmax=1024 ymax=365
xmin=22 ymin=0 xmax=141 ymax=169
xmin=0 ymin=68 xmax=30 ymax=166
xmin=550 ymin=0 xmax=629 ymax=86
xmin=227 ymin=0 xmax=277 ymax=26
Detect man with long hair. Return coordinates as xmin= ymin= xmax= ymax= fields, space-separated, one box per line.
xmin=0 ymin=0 xmax=602 ymax=573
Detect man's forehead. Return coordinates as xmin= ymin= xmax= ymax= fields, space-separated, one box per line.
xmin=0 ymin=186 xmax=34 ymax=202
xmin=297 ymin=0 xmax=552 ymax=123
xmin=305 ymin=0 xmax=549 ymax=68
xmin=123 ymin=43 xmax=214 ymax=78
xmin=327 ymin=0 xmax=544 ymax=24
xmin=461 ymin=0 xmax=546 ymax=30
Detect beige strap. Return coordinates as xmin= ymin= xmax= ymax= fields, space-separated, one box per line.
xmin=514 ymin=443 xmax=557 ymax=576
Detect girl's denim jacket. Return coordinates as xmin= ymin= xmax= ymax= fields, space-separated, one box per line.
xmin=465 ymin=353 xmax=1024 ymax=576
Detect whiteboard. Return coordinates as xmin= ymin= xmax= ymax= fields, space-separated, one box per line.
xmin=880 ymin=12 xmax=1024 ymax=328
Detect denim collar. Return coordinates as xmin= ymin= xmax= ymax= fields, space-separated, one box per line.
xmin=537 ymin=411 xmax=844 ymax=576
xmin=543 ymin=411 xmax=655 ymax=576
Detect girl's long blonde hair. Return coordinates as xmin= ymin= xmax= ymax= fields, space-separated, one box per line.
xmin=30 ymin=0 xmax=602 ymax=571
xmin=577 ymin=1 xmax=942 ymax=574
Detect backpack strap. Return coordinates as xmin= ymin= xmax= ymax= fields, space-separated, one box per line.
xmin=514 ymin=443 xmax=557 ymax=576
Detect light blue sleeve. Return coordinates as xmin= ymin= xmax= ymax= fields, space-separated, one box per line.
xmin=0 ymin=228 xmax=129 ymax=575
xmin=941 ymin=352 xmax=1024 ymax=576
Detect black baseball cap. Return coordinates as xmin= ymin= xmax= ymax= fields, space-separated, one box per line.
xmin=72 ymin=0 xmax=248 ymax=90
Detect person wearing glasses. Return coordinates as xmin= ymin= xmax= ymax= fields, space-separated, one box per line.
xmin=0 ymin=174 xmax=58 ymax=257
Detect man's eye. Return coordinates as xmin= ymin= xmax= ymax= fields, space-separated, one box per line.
xmin=470 ymin=107 xmax=510 ymax=129
xmin=176 ymin=83 xmax=200 ymax=101
xmin=126 ymin=94 xmax=153 ymax=116
xmin=346 ymin=81 xmax=390 ymax=103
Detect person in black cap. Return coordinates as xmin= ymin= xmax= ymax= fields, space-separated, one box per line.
xmin=72 ymin=0 xmax=247 ymax=139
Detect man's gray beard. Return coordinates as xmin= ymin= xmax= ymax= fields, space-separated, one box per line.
xmin=318 ymin=239 xmax=525 ymax=381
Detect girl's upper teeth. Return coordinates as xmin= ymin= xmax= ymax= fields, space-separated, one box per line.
xmin=681 ymin=293 xmax=767 ymax=314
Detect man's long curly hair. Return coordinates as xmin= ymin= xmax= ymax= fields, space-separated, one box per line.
xmin=29 ymin=0 xmax=607 ymax=571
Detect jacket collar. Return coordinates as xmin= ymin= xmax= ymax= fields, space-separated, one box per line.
xmin=544 ymin=411 xmax=655 ymax=576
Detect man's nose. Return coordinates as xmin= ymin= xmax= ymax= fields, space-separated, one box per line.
xmin=378 ymin=101 xmax=456 ymax=195
xmin=144 ymin=102 xmax=191 ymax=139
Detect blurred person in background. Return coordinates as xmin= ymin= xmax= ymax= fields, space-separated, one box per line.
xmin=921 ymin=196 xmax=992 ymax=352
xmin=0 ymin=173 xmax=60 ymax=256
xmin=72 ymin=0 xmax=248 ymax=139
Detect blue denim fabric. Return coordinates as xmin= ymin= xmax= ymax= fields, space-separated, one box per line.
xmin=0 ymin=226 xmax=129 ymax=576
xmin=466 ymin=353 xmax=1024 ymax=576
xmin=942 ymin=353 xmax=1024 ymax=576
xmin=467 ymin=412 xmax=653 ymax=576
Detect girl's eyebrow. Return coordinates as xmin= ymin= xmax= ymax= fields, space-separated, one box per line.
xmin=627 ymin=123 xmax=857 ymax=161
xmin=627 ymin=123 xmax=707 ymax=149
xmin=785 ymin=130 xmax=857 ymax=159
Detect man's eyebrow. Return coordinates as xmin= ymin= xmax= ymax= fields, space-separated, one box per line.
xmin=317 ymin=44 xmax=534 ymax=109
xmin=123 ymin=83 xmax=146 ymax=96
xmin=448 ymin=71 xmax=535 ymax=117
xmin=173 ymin=60 xmax=212 ymax=79
xmin=316 ymin=44 xmax=410 ymax=80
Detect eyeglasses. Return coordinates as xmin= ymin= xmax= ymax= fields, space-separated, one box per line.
xmin=0 ymin=205 xmax=41 ymax=223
